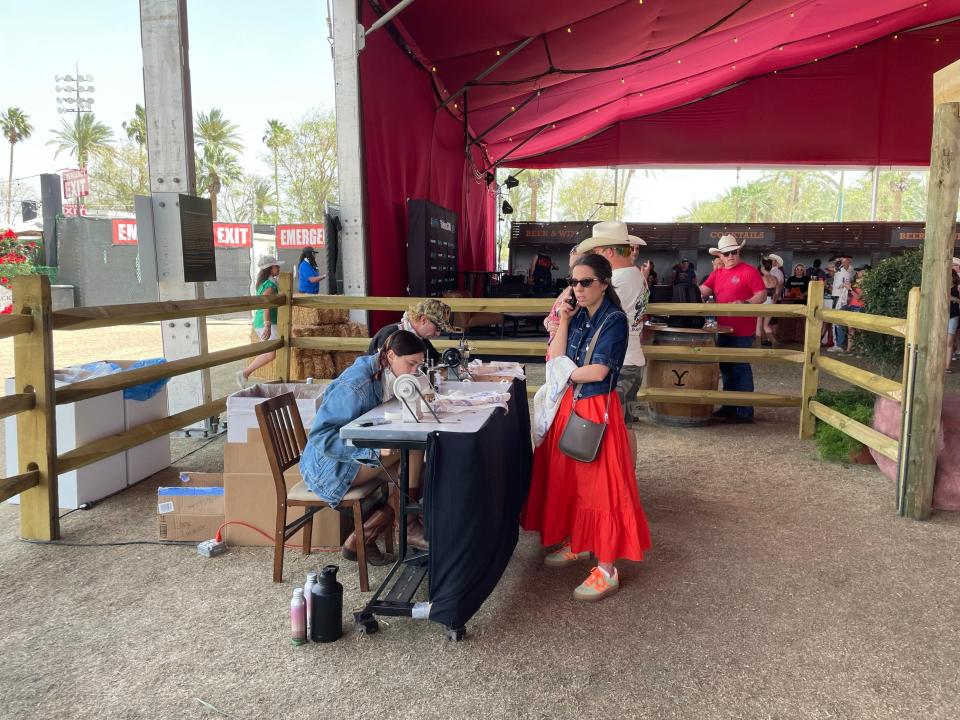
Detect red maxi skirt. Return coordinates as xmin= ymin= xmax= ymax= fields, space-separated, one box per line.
xmin=521 ymin=387 xmax=652 ymax=565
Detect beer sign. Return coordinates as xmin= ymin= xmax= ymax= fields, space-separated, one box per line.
xmin=276 ymin=224 xmax=325 ymax=249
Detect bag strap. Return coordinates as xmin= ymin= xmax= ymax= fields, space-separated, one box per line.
xmin=570 ymin=310 xmax=624 ymax=421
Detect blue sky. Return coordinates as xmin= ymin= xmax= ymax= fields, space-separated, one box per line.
xmin=3 ymin=0 xmax=335 ymax=181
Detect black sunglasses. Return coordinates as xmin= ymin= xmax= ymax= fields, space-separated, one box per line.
xmin=720 ymin=249 xmax=740 ymax=257
xmin=566 ymin=278 xmax=598 ymax=288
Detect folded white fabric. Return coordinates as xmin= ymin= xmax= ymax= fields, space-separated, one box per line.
xmin=532 ymin=356 xmax=577 ymax=447
xmin=467 ymin=359 xmax=526 ymax=380
xmin=430 ymin=390 xmax=511 ymax=415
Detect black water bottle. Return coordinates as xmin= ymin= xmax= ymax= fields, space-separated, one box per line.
xmin=310 ymin=565 xmax=343 ymax=643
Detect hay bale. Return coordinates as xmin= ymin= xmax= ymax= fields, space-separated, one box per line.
xmin=334 ymin=352 xmax=362 ymax=376
xmin=316 ymin=307 xmax=349 ymax=325
xmin=292 ymin=295 xmax=321 ymax=325
xmin=312 ymin=353 xmax=337 ymax=379
xmin=292 ymin=325 xmax=322 ymax=337
xmin=346 ymin=322 xmax=368 ymax=337
xmin=291 ymin=348 xmax=317 ymax=380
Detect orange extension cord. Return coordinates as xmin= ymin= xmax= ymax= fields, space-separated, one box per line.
xmin=214 ymin=520 xmax=341 ymax=553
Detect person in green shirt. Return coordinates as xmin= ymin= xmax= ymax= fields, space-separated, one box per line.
xmin=237 ymin=255 xmax=284 ymax=388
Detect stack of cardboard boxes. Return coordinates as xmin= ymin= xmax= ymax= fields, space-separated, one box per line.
xmin=159 ymin=383 xmax=350 ymax=547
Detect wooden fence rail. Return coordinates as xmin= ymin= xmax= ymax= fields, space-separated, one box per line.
xmin=2 ymin=273 xmax=927 ymax=538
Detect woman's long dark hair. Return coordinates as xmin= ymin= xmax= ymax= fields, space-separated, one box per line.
xmin=255 ymin=266 xmax=275 ymax=288
xmin=375 ymin=330 xmax=424 ymax=379
xmin=298 ymin=248 xmax=319 ymax=272
xmin=572 ymin=253 xmax=622 ymax=310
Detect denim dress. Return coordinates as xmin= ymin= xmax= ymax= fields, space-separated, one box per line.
xmin=564 ymin=299 xmax=628 ymax=399
xmin=300 ymin=354 xmax=383 ymax=506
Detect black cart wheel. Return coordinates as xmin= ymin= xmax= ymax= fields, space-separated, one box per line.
xmin=446 ymin=626 xmax=466 ymax=642
xmin=357 ymin=619 xmax=379 ymax=636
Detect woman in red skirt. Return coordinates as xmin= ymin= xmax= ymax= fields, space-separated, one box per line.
xmin=522 ymin=253 xmax=652 ymax=601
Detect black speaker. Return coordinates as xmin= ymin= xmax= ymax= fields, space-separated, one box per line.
xmin=40 ymin=173 xmax=63 ymax=267
xmin=21 ymin=200 xmax=38 ymax=221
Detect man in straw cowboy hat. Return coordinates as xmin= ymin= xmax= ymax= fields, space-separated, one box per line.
xmin=699 ymin=234 xmax=767 ymax=423
xmin=366 ymin=298 xmax=455 ymax=366
xmin=575 ymin=221 xmax=651 ymax=438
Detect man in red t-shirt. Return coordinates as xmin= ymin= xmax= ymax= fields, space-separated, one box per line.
xmin=699 ymin=234 xmax=767 ymax=422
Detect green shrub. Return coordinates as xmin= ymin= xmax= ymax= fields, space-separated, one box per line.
xmin=855 ymin=249 xmax=922 ymax=377
xmin=814 ymin=387 xmax=876 ymax=464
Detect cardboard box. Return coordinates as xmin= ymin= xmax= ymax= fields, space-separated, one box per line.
xmin=5 ymin=376 xmax=127 ymax=509
xmin=222 ymin=470 xmax=350 ymax=547
xmin=226 ymin=383 xmax=325 ymax=443
xmin=223 ymin=428 xmax=348 ymax=546
xmin=158 ymin=472 xmax=224 ymax=542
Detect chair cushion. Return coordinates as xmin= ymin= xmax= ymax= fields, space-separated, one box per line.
xmin=287 ymin=479 xmax=382 ymax=503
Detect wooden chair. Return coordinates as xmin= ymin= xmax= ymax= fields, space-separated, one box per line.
xmin=254 ymin=392 xmax=392 ymax=590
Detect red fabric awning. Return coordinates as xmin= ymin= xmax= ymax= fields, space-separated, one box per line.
xmin=358 ymin=0 xmax=960 ymax=284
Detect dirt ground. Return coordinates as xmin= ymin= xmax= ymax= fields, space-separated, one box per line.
xmin=1 ymin=340 xmax=960 ymax=718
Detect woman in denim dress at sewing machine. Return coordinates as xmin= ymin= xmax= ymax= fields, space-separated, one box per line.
xmin=521 ymin=253 xmax=652 ymax=602
xmin=300 ymin=330 xmax=428 ymax=564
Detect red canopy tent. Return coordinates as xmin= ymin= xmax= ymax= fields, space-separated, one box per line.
xmin=358 ymin=0 xmax=960 ymax=298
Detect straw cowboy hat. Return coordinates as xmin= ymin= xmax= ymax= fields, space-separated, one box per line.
xmin=766 ymin=253 xmax=784 ymax=268
xmin=708 ymin=233 xmax=746 ymax=257
xmin=953 ymin=256 xmax=960 ymax=267
xmin=575 ymin=221 xmax=646 ymax=253
xmin=256 ymin=255 xmax=284 ymax=270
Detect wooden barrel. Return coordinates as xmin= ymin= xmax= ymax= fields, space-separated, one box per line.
xmin=646 ymin=326 xmax=727 ymax=427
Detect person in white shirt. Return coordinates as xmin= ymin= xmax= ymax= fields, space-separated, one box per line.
xmin=574 ymin=221 xmax=649 ymax=458
xmin=828 ymin=255 xmax=855 ymax=352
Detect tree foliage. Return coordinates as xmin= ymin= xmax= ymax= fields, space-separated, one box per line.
xmin=47 ymin=113 xmax=114 ymax=169
xmin=270 ymin=109 xmax=338 ymax=223
xmin=87 ymin=141 xmax=148 ymax=213
xmin=2 ymin=106 xmax=34 ymax=224
xmin=856 ymin=249 xmax=923 ymax=378
xmin=195 ymin=108 xmax=245 ymax=221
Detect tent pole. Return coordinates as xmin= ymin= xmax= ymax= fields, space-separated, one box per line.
xmin=441 ymin=37 xmax=536 ymax=109
xmin=870 ymin=166 xmax=880 ymax=220
xmin=332 ymin=0 xmax=369 ymax=322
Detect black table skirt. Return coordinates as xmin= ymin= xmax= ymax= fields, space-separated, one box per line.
xmin=423 ymin=378 xmax=532 ymax=628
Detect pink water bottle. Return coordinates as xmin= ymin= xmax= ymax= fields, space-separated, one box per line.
xmin=290 ymin=588 xmax=306 ymax=646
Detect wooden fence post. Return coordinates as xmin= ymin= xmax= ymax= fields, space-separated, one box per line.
xmin=799 ymin=280 xmax=824 ymax=439
xmin=13 ymin=275 xmax=59 ymax=541
xmin=275 ymin=272 xmax=293 ymax=382
xmin=896 ymin=287 xmax=921 ymax=514
xmin=903 ymin=97 xmax=960 ymax=519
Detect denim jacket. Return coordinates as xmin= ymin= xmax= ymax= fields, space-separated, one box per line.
xmin=565 ymin=299 xmax=628 ymax=400
xmin=300 ymin=354 xmax=383 ymax=506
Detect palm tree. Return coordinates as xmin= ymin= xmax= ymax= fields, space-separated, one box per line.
xmin=197 ymin=144 xmax=243 ymax=221
xmin=47 ymin=113 xmax=114 ymax=169
xmin=262 ymin=119 xmax=291 ymax=220
xmin=195 ymin=108 xmax=244 ymax=221
xmin=122 ymin=104 xmax=148 ymax=193
xmin=1 ymin=107 xmax=34 ymax=224
xmin=122 ymin=104 xmax=147 ymax=146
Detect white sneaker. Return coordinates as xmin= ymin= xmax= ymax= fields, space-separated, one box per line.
xmin=235 ymin=370 xmax=246 ymax=389
xmin=826 ymin=346 xmax=843 ymax=353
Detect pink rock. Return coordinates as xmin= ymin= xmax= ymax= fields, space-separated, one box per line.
xmin=870 ymin=394 xmax=960 ymax=511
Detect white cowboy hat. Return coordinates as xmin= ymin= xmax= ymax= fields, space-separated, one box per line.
xmin=575 ymin=220 xmax=646 ymax=253
xmin=766 ymin=253 xmax=784 ymax=268
xmin=708 ymin=234 xmax=746 ymax=257
xmin=953 ymin=256 xmax=960 ymax=266
xmin=256 ymin=255 xmax=284 ymax=270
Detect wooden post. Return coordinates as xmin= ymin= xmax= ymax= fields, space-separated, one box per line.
xmin=902 ymin=91 xmax=960 ymax=519
xmin=275 ymin=272 xmax=293 ymax=382
xmin=12 ymin=275 xmax=59 ymax=540
xmin=896 ymin=287 xmax=921 ymax=514
xmin=799 ymin=280 xmax=825 ymax=438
